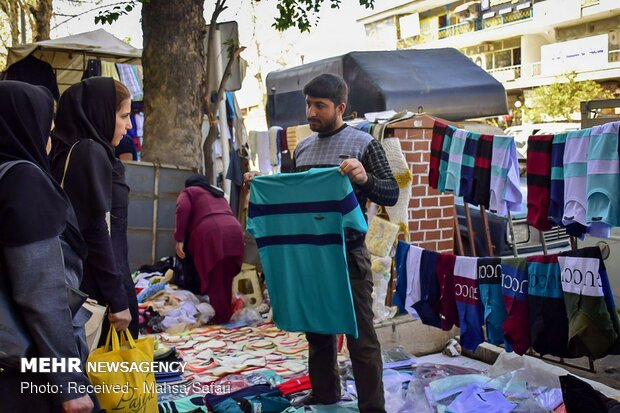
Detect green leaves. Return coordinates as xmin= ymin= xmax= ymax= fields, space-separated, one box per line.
xmin=94 ymin=1 xmax=139 ymax=25
xmin=270 ymin=0 xmax=374 ymax=32
xmin=522 ymin=71 xmax=614 ymax=122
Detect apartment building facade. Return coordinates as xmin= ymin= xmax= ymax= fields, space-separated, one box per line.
xmin=358 ymin=0 xmax=620 ymax=120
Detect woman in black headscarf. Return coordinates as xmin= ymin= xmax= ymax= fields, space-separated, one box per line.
xmin=0 ymin=81 xmax=94 ymax=412
xmin=50 ymin=77 xmax=138 ymax=339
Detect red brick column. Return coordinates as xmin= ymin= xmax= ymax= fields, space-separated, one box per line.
xmin=387 ymin=115 xmax=455 ymax=253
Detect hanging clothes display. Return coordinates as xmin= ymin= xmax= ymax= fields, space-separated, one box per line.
xmin=549 ymin=132 xmax=568 ymax=227
xmin=527 ymin=135 xmax=554 ymax=231
xmin=116 ymin=63 xmax=143 ymax=100
xmin=586 ymin=121 xmax=620 ymax=236
xmin=527 ymin=254 xmax=573 ymax=358
xmin=489 ymin=135 xmax=522 ymax=217
xmin=500 ymin=257 xmax=530 ymax=355
xmin=460 ymin=132 xmax=480 ymax=205
xmin=396 ymin=240 xmax=620 ymax=359
xmin=558 ymin=246 xmax=620 ymax=358
xmin=4 ymin=55 xmax=60 ymax=101
xmin=453 ymin=256 xmax=484 ymax=352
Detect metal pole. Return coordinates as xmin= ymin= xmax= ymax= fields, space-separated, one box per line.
xmin=480 ymin=206 xmax=496 ymax=256
xmin=463 ymin=202 xmax=477 ymax=256
xmin=539 ymin=229 xmax=548 ymax=255
xmin=453 ymin=204 xmax=464 ymax=256
xmin=507 ymin=211 xmax=518 ymax=257
xmin=212 ymin=28 xmax=231 ymax=196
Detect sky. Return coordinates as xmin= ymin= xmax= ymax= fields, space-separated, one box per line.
xmin=51 ymin=0 xmax=377 ymax=62
xmin=50 ymin=0 xmax=388 ymax=127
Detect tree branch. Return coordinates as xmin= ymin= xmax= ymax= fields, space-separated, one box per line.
xmin=204 ymin=0 xmax=227 ymax=113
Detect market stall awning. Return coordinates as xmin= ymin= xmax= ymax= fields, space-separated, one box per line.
xmin=266 ymin=48 xmax=508 ymax=128
xmin=5 ymin=29 xmax=141 ymax=93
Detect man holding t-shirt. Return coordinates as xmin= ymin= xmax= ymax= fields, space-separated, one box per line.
xmin=245 ymin=74 xmax=398 ymax=412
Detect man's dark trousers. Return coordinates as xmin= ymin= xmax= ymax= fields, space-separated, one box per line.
xmin=305 ymin=246 xmax=386 ymax=413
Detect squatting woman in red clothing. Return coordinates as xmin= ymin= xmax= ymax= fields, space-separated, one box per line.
xmin=174 ymin=174 xmax=244 ymax=323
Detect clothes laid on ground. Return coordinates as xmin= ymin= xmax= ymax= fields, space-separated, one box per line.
xmin=246 ymin=167 xmax=367 ymax=336
xmin=560 ymin=374 xmax=620 ymax=413
xmin=527 ymin=135 xmax=554 ymax=231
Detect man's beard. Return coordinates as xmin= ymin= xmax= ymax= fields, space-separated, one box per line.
xmin=308 ymin=115 xmax=338 ymax=133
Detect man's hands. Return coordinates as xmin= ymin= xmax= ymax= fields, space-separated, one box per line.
xmin=245 ymin=163 xmax=368 ymax=186
xmin=108 ymin=309 xmax=131 ymax=331
xmin=62 ymin=394 xmax=93 ymax=413
xmin=339 ymin=158 xmax=368 ymax=185
xmin=176 ymin=241 xmax=186 ymax=259
xmin=243 ymin=171 xmax=261 ymax=187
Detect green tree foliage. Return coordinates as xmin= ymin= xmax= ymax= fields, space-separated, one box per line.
xmin=522 ymin=72 xmax=614 ymax=122
xmin=96 ymin=0 xmax=375 ymax=31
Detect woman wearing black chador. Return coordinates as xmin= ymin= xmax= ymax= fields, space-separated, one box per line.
xmin=51 ymin=77 xmax=139 ymax=340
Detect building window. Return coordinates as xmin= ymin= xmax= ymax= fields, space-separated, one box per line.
xmin=512 ymin=48 xmax=521 ymax=66
xmin=495 ymin=50 xmax=512 ymax=68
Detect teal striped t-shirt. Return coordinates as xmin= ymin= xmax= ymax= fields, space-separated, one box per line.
xmin=246 ymin=167 xmax=367 ymax=337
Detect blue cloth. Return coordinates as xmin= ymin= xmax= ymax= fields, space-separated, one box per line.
xmin=477 ymin=258 xmax=511 ymax=350
xmin=206 ymin=384 xmax=272 ymax=409
xmin=461 ymin=132 xmax=480 ymax=203
xmin=246 ymin=167 xmax=367 ymax=337
xmin=393 ymin=241 xmax=410 ymax=314
xmin=447 ymin=383 xmax=517 ymax=413
xmin=438 ymin=126 xmax=455 ymax=193
xmin=412 ymin=249 xmax=441 ymax=328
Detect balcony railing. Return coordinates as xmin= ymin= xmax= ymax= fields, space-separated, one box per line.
xmin=485 ymin=50 xmax=620 ymax=83
xmin=483 ymin=7 xmax=533 ymax=29
xmin=438 ymin=20 xmax=477 ymax=39
xmin=488 ymin=65 xmax=522 ymax=82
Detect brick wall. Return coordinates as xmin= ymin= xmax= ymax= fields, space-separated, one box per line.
xmin=387 ymin=115 xmax=455 ymax=253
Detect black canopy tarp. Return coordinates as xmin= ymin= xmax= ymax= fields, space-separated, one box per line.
xmin=266 ymin=48 xmax=508 ymax=128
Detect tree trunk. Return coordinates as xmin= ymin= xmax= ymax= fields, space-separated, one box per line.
xmin=141 ymin=0 xmax=206 ymax=169
xmin=0 ymin=0 xmax=20 ymax=45
xmin=29 ymin=0 xmax=52 ymax=41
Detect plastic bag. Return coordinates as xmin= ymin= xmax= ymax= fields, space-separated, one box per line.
xmin=371 ymin=255 xmax=394 ymax=322
xmin=229 ymin=307 xmax=262 ymax=326
xmin=382 ymin=347 xmax=416 ymax=369
xmin=384 ymin=369 xmax=406 ymax=413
